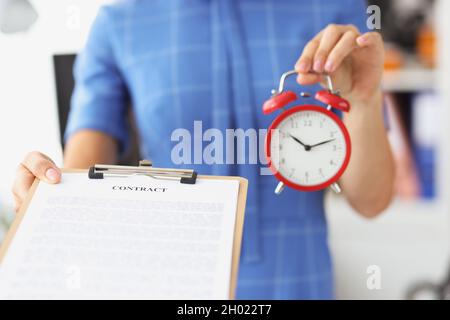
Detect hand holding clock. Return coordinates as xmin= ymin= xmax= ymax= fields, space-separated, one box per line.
xmin=295 ymin=24 xmax=384 ymax=105
xmin=293 ymin=23 xmax=394 ymax=217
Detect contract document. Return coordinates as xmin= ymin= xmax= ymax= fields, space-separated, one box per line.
xmin=0 ymin=172 xmax=247 ymax=299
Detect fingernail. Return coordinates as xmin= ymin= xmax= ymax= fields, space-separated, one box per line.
xmin=46 ymin=168 xmax=59 ymax=182
xmin=296 ymin=62 xmax=309 ymax=73
xmin=357 ymin=36 xmax=368 ymax=45
xmin=314 ymin=60 xmax=323 ymax=72
xmin=325 ymin=60 xmax=334 ymax=73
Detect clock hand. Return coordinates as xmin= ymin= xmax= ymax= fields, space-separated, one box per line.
xmin=289 ymin=134 xmax=311 ymax=151
xmin=310 ymin=139 xmax=336 ymax=149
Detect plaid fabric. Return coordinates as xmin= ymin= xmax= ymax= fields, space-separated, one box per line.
xmin=66 ymin=0 xmax=368 ymax=299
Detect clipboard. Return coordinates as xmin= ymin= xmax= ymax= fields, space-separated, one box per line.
xmin=0 ymin=163 xmax=248 ymax=300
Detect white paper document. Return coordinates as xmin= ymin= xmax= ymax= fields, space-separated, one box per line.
xmin=0 ymin=173 xmax=240 ymax=299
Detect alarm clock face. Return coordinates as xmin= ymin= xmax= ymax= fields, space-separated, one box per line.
xmin=266 ymin=105 xmax=351 ymax=191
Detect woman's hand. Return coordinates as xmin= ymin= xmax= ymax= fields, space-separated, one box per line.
xmin=295 ymin=25 xmax=394 ymax=217
xmin=12 ymin=151 xmax=61 ymax=212
xmin=295 ymin=24 xmax=384 ymax=105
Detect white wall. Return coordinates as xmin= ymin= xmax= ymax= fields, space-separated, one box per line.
xmin=0 ymin=0 xmax=107 ymax=209
xmin=327 ymin=197 xmax=450 ymax=299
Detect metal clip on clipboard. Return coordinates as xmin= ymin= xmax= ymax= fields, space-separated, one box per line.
xmin=88 ymin=160 xmax=198 ymax=184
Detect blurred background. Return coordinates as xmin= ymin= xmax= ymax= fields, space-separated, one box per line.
xmin=0 ymin=0 xmax=449 ymax=299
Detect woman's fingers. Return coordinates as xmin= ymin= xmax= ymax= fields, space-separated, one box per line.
xmin=12 ymin=164 xmax=35 ymax=211
xmin=295 ymin=35 xmax=321 ymax=73
xmin=13 ymin=193 xmax=22 ymax=213
xmin=21 ymin=151 xmax=61 ymax=184
xmin=356 ymin=31 xmax=384 ymax=50
xmin=295 ymin=24 xmax=361 ymax=81
xmin=313 ymin=24 xmax=347 ymax=73
xmin=12 ymin=151 xmax=61 ymax=212
xmin=325 ymin=29 xmax=360 ymax=73
xmin=296 ymin=72 xmax=321 ymax=86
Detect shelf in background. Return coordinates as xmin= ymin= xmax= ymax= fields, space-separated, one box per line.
xmin=383 ymin=68 xmax=436 ymax=92
xmin=328 ymin=195 xmax=446 ymax=221
xmin=326 ymin=195 xmax=449 ymax=244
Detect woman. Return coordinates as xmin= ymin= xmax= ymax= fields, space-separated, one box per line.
xmin=11 ymin=0 xmax=394 ymax=299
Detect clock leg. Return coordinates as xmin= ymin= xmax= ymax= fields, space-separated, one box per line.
xmin=330 ymin=183 xmax=342 ymax=194
xmin=275 ymin=182 xmax=285 ymax=195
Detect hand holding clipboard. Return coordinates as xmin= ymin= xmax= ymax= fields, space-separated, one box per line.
xmin=2 ymin=159 xmax=247 ymax=299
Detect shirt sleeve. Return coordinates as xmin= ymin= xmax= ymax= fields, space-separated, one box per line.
xmin=65 ymin=6 xmax=129 ymax=152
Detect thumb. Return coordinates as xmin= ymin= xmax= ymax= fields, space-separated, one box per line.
xmin=22 ymin=151 xmax=61 ymax=184
xmin=356 ymin=31 xmax=383 ymax=49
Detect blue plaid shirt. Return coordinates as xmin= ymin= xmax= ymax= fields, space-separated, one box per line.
xmin=66 ymin=0 xmax=367 ymax=299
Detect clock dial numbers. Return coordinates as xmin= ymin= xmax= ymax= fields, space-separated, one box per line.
xmin=270 ymin=109 xmax=348 ymax=187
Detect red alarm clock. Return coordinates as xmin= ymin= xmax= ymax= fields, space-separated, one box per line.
xmin=263 ymin=70 xmax=351 ymax=195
